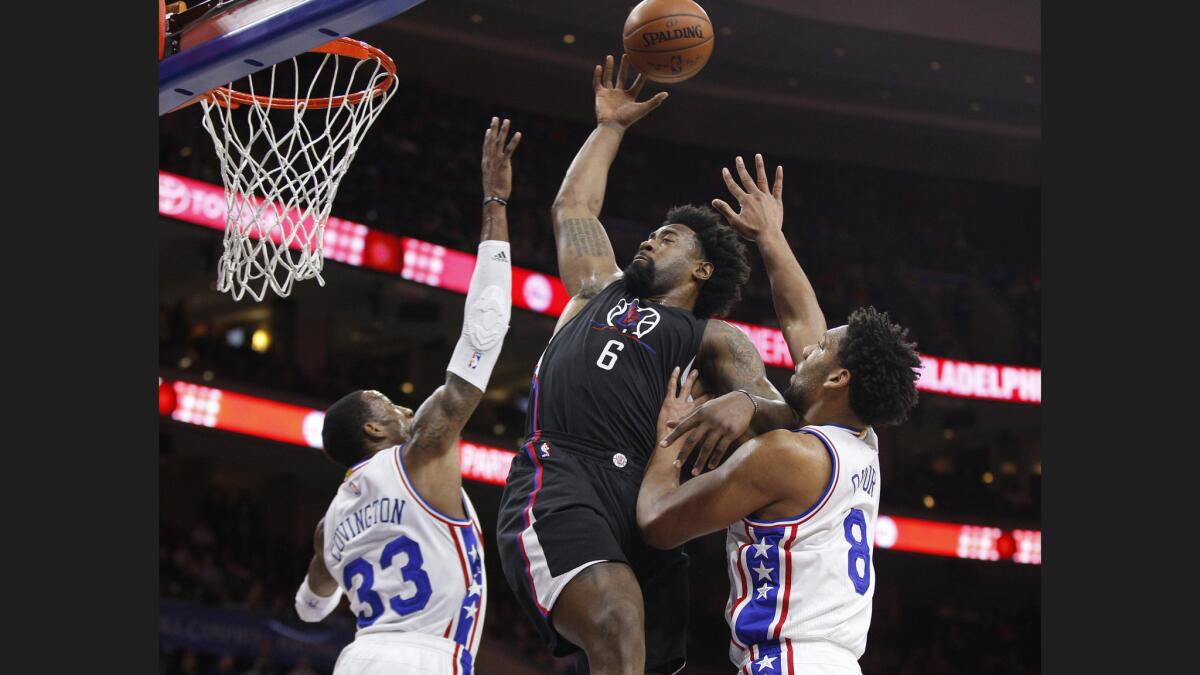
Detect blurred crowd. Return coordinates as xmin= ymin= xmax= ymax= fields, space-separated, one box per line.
xmin=159 ymin=78 xmax=1040 ymax=368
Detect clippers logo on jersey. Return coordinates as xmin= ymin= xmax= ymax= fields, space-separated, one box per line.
xmin=591 ymin=298 xmax=661 ymax=352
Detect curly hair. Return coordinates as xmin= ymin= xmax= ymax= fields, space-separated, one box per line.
xmin=839 ymin=306 xmax=922 ymax=427
xmin=664 ymin=204 xmax=750 ymax=318
xmin=321 ymin=390 xmax=374 ymax=467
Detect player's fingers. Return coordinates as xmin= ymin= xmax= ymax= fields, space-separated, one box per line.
xmin=661 ymin=412 xmax=698 ymax=446
xmin=692 ymin=431 xmax=720 ymax=475
xmin=754 ymin=154 xmax=769 ymax=192
xmin=627 ymin=70 xmax=646 ymax=97
xmin=593 ymin=64 xmax=603 ymax=91
xmin=498 ymin=118 xmax=511 ymax=146
xmin=708 ymin=436 xmax=735 ymax=470
xmin=773 ymin=165 xmax=784 ymax=201
xmin=675 ymin=431 xmax=702 ymax=466
xmin=603 ymin=54 xmax=615 ymax=88
xmin=711 ymin=198 xmax=739 ymax=223
xmin=735 ymin=156 xmax=757 ymax=194
xmin=666 ymin=366 xmax=680 ymax=400
xmin=640 ymin=91 xmax=669 ymax=112
xmin=683 ymin=368 xmax=701 ymax=396
xmin=503 ymin=131 xmax=522 ymax=157
xmin=721 ymin=167 xmax=748 ymax=199
xmin=617 ymin=53 xmax=631 ymax=90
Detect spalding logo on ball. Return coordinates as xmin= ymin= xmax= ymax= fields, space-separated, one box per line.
xmin=622 ymin=0 xmax=714 ymax=84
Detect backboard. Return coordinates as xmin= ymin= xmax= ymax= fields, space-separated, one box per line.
xmin=159 ymin=0 xmax=424 ymax=114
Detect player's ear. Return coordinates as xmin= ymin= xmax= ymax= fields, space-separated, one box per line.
xmin=362 ymin=421 xmax=387 ymax=440
xmin=824 ymin=368 xmax=850 ymax=391
xmin=693 ymin=260 xmax=713 ymax=281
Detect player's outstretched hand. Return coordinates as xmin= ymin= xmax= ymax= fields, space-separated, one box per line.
xmin=712 ymin=154 xmax=784 ymax=242
xmin=656 ymin=367 xmax=705 ymax=443
xmin=482 ymin=116 xmax=522 ymax=200
xmin=594 ymin=54 xmax=669 ymax=130
xmin=660 ymin=389 xmax=757 ymax=476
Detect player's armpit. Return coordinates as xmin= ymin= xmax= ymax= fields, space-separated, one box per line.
xmin=407 ymin=373 xmax=482 ymax=462
xmin=400 ymin=374 xmax=481 ymax=519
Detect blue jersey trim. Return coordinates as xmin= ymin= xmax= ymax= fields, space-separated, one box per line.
xmin=393 ymin=445 xmax=473 ymax=526
xmin=742 ymin=428 xmax=839 ymax=527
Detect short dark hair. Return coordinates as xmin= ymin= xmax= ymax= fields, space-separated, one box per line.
xmin=321 ymin=390 xmax=374 ymax=467
xmin=665 ymin=204 xmax=750 ymax=318
xmin=839 ymin=306 xmax=921 ymax=427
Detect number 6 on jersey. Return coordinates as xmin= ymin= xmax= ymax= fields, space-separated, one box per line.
xmin=596 ymin=339 xmax=625 ymax=370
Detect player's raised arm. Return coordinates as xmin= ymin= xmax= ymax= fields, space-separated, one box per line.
xmin=402 ymin=118 xmax=520 ymax=505
xmin=637 ymin=369 xmax=830 ymax=549
xmin=713 ymin=154 xmax=827 ymax=357
xmin=551 ymin=54 xmax=668 ymax=301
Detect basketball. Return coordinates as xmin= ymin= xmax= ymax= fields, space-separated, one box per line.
xmin=622 ymin=0 xmax=714 ymax=84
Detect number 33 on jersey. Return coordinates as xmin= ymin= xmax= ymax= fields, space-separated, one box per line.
xmin=323 ymin=446 xmax=488 ymax=669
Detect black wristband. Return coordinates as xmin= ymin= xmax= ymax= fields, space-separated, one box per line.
xmin=482 ymin=195 xmax=508 ymax=207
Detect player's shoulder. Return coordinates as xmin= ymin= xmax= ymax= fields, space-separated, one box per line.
xmin=727 ymin=429 xmax=833 ymax=507
xmin=732 ymin=428 xmax=831 ymax=476
xmin=699 ymin=317 xmax=750 ymax=349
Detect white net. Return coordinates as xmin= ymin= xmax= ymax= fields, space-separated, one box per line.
xmin=199 ymin=40 xmax=397 ymax=301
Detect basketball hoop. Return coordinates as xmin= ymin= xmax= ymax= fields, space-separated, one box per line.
xmin=198 ymin=37 xmax=397 ymax=301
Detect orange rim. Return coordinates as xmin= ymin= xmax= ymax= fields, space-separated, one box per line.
xmin=204 ymin=38 xmax=396 ymax=109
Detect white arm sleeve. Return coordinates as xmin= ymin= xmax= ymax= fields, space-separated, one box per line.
xmin=447 ymin=240 xmax=512 ymax=392
xmin=295 ymin=575 xmax=343 ymax=622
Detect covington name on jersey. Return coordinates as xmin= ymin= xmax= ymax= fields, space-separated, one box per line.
xmin=328 ymin=497 xmax=407 ymax=562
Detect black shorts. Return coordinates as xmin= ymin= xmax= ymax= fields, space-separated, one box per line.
xmin=496 ymin=435 xmax=689 ymax=674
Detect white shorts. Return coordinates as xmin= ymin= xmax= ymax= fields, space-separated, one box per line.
xmin=735 ymin=639 xmax=863 ymax=675
xmin=333 ymin=631 xmax=471 ymax=675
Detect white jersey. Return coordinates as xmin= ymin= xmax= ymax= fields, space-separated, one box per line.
xmin=725 ymin=424 xmax=880 ymax=673
xmin=323 ymin=446 xmax=487 ymax=674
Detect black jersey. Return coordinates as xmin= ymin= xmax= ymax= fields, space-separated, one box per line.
xmin=526 ymin=278 xmax=708 ymax=464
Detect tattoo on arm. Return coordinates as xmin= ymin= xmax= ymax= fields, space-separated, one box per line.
xmin=560 ymin=217 xmax=613 ymax=258
xmin=717 ymin=322 xmax=774 ymax=396
xmin=409 ymin=375 xmax=482 ymax=457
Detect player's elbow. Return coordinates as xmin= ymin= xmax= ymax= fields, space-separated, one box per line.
xmin=551 ymin=192 xmax=598 ymax=222
xmin=637 ymin=501 xmax=683 ymax=550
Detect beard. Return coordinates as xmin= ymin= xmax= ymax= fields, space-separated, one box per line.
xmin=622 ymin=257 xmax=658 ymax=297
xmin=783 ymin=377 xmax=811 ymax=417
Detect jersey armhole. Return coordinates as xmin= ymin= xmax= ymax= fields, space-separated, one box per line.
xmin=392 ymin=446 xmax=473 ymax=527
xmin=743 ymin=428 xmax=840 ymax=527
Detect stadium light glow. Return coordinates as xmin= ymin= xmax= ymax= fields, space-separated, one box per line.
xmin=159 ymin=170 xmax=1041 ymax=404
xmin=159 ymin=376 xmax=1042 ymax=565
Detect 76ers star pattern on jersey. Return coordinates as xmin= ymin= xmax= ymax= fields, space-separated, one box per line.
xmin=724 ymin=425 xmax=880 ymax=673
